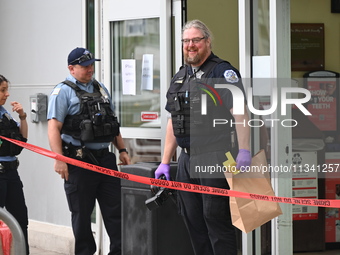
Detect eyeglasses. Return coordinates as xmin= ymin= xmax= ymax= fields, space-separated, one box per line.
xmin=181 ymin=37 xmax=206 ymax=45
xmin=70 ymin=52 xmax=93 ymax=64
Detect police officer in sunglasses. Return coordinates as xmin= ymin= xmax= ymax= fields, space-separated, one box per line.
xmin=48 ymin=47 xmax=130 ymax=255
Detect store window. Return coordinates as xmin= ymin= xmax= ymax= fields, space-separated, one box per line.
xmin=110 ymin=18 xmax=162 ymax=164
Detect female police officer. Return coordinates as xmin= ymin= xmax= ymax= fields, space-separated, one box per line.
xmin=0 ymin=74 xmax=29 ymax=254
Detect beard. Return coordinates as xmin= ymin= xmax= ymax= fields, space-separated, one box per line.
xmin=185 ymin=54 xmax=201 ymax=66
xmin=184 ymin=46 xmax=210 ymax=66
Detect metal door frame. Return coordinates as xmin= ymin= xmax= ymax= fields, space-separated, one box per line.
xmin=238 ymin=0 xmax=293 ymax=254
xmin=95 ymin=0 xmax=181 ymax=253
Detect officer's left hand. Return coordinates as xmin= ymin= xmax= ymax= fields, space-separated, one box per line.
xmin=11 ymin=101 xmax=25 ymax=116
xmin=236 ymin=149 xmax=252 ymax=171
xmin=119 ymin=152 xmax=131 ymax=165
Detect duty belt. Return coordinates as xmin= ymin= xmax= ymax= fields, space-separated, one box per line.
xmin=62 ymin=142 xmax=110 ymax=165
xmin=182 ymin=133 xmax=234 ymax=156
xmin=0 ymin=159 xmax=19 ymax=174
xmin=182 ymin=144 xmax=227 ymax=155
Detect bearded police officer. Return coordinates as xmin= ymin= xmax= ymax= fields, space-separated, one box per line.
xmin=48 ymin=47 xmax=130 ymax=255
xmin=155 ymin=20 xmax=251 ymax=255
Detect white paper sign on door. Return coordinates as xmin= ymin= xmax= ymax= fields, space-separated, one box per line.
xmin=122 ymin=59 xmax=136 ymax=95
xmin=141 ymin=54 xmax=153 ymax=90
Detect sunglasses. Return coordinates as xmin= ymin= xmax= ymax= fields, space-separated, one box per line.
xmin=70 ymin=52 xmax=93 ymax=64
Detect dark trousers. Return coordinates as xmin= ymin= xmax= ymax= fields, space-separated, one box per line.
xmin=65 ymin=152 xmax=121 ymax=255
xmin=176 ymin=150 xmax=237 ymax=255
xmin=0 ymin=165 xmax=29 ymax=255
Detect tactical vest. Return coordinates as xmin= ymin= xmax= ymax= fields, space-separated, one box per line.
xmin=61 ymin=80 xmax=120 ymax=143
xmin=167 ymin=56 xmax=235 ymax=138
xmin=0 ymin=113 xmax=27 ymax=156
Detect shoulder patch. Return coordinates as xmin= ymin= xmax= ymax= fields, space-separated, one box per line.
xmin=52 ymin=88 xmax=61 ymax=95
xmin=224 ymin=70 xmax=239 ymax=83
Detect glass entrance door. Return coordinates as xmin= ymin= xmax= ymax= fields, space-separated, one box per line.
xmin=101 ymin=0 xmax=178 ymax=165
xmin=98 ymin=0 xmax=180 ymax=253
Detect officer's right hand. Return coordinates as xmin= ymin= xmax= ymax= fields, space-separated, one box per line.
xmin=55 ymin=160 xmax=69 ymax=181
xmin=155 ymin=163 xmax=171 ymax=180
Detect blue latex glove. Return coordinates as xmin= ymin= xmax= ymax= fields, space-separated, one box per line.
xmin=236 ymin=149 xmax=252 ymax=172
xmin=155 ymin=163 xmax=171 ymax=180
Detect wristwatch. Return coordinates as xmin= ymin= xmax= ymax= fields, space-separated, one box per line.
xmin=119 ymin=148 xmax=128 ymax=154
xmin=19 ymin=112 xmax=27 ymax=120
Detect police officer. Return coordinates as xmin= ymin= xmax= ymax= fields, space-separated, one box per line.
xmin=155 ymin=20 xmax=252 ymax=255
xmin=47 ymin=48 xmax=130 ymax=255
xmin=0 ymin=75 xmax=29 ymax=254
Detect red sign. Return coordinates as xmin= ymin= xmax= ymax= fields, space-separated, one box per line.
xmin=141 ymin=112 xmax=158 ymax=121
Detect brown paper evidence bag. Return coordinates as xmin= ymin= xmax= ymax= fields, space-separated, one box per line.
xmin=224 ymin=150 xmax=283 ymax=233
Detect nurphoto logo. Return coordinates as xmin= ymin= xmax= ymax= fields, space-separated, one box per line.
xmin=200 ymin=83 xmax=312 ymax=128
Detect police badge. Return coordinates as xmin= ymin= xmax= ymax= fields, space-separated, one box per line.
xmin=195 ymin=70 xmax=205 ymax=79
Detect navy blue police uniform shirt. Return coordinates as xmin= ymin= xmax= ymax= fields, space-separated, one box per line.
xmin=165 ymin=53 xmax=246 ymax=149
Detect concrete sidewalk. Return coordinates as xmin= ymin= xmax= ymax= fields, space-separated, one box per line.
xmin=30 ymin=246 xmax=67 ymax=255
xmin=28 ymin=220 xmax=74 ymax=255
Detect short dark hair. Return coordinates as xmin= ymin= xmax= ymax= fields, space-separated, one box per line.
xmin=0 ymin=75 xmax=9 ymax=84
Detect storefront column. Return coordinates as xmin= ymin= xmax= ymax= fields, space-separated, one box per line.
xmin=269 ymin=0 xmax=293 ymax=254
